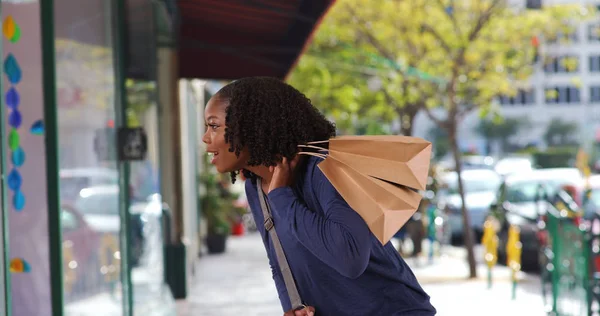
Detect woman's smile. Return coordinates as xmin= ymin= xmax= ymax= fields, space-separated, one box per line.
xmin=208 ymin=151 xmax=219 ymax=165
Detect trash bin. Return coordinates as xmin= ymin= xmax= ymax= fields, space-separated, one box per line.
xmin=162 ymin=203 xmax=187 ymax=299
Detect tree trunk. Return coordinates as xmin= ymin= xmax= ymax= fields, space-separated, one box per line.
xmin=400 ymin=119 xmax=413 ymax=136
xmin=396 ymin=104 xmax=419 ymax=136
xmin=448 ymin=125 xmax=478 ymax=278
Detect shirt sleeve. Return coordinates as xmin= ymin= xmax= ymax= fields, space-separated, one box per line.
xmin=267 ymin=164 xmax=372 ymax=279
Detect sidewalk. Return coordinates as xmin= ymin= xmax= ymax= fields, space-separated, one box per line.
xmin=407 ymin=244 xmax=548 ymax=316
xmin=177 ymin=233 xmax=549 ymax=316
xmin=176 ymin=233 xmax=281 ymax=316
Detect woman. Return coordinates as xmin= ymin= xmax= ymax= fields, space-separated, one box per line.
xmin=202 ymin=77 xmax=436 ymax=316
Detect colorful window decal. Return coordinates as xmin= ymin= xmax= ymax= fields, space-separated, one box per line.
xmin=9 ymin=258 xmax=30 ymax=273
xmin=30 ymin=119 xmax=44 ymax=135
xmin=11 ymin=147 xmax=25 ymax=166
xmin=7 ymin=169 xmax=21 ymax=191
xmin=13 ymin=191 xmax=25 ymax=211
xmin=5 ymin=87 xmax=19 ymax=109
xmin=2 ymin=16 xmax=20 ymax=43
xmin=3 ymin=54 xmax=21 ymax=84
xmin=3 ymin=15 xmax=25 ymax=211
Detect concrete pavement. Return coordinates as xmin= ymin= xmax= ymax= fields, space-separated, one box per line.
xmin=176 ymin=234 xmax=281 ymax=316
xmin=177 ymin=233 xmax=550 ymax=316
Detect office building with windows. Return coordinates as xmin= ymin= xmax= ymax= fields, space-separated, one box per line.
xmin=414 ymin=0 xmax=600 ymax=154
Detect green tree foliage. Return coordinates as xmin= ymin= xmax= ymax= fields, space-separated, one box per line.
xmin=428 ymin=127 xmax=450 ymax=160
xmin=476 ymin=117 xmax=531 ymax=152
xmin=544 ymin=118 xmax=579 ymax=147
xmin=289 ymin=0 xmax=592 ymax=278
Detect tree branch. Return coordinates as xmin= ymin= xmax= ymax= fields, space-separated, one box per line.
xmin=468 ymin=0 xmax=503 ymax=42
xmin=434 ymin=0 xmax=463 ymax=39
xmin=344 ymin=4 xmax=399 ymax=67
xmin=381 ymin=85 xmax=402 ymax=112
xmin=420 ymin=24 xmax=452 ymax=53
xmin=422 ymin=104 xmax=445 ymax=128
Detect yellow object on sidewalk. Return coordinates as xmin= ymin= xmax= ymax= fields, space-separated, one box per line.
xmin=481 ymin=219 xmax=498 ymax=289
xmin=506 ymin=225 xmax=522 ymax=299
xmin=481 ymin=220 xmax=498 ymax=268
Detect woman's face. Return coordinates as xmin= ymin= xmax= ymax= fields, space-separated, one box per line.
xmin=202 ymin=96 xmax=249 ymax=173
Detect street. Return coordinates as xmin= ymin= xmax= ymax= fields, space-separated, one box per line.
xmin=177 ymin=233 xmax=549 ymax=316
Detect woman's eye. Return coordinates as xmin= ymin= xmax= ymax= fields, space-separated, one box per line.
xmin=209 ymin=124 xmax=219 ymax=130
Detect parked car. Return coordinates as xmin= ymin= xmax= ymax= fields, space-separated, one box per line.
xmin=494 ymin=156 xmax=534 ymax=178
xmin=438 ymin=169 xmax=502 ymax=243
xmin=70 ymin=185 xmax=148 ymax=266
xmin=438 ymin=155 xmax=495 ymax=172
xmin=59 ymin=167 xmax=119 ymax=201
xmin=492 ymin=168 xmax=584 ymax=271
xmin=61 ymin=204 xmax=102 ymax=298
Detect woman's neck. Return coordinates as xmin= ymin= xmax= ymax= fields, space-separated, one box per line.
xmin=245 ymin=165 xmax=272 ymax=184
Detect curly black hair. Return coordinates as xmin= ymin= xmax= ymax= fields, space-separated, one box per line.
xmin=214 ymin=77 xmax=336 ymax=183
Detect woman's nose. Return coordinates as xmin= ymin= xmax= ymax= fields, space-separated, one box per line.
xmin=202 ymin=130 xmax=210 ymax=144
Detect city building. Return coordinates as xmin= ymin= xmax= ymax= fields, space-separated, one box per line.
xmin=413 ymin=0 xmax=600 ymax=155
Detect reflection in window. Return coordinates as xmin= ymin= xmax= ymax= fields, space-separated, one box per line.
xmin=75 ymin=188 xmax=120 ymax=215
xmin=55 ymin=0 xmax=122 ymax=311
xmin=61 ymin=208 xmax=79 ymax=231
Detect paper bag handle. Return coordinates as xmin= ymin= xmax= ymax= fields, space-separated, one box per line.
xmin=306 ymin=140 xmax=329 ymax=144
xmin=297 ymin=151 xmax=327 ymax=159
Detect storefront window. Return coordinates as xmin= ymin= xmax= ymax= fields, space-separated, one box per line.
xmin=2 ymin=2 xmax=52 ymax=315
xmin=124 ymin=1 xmax=174 ymax=312
xmin=54 ymin=0 xmax=123 ymax=314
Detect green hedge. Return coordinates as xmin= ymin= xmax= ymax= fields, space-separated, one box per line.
xmin=518 ymin=146 xmax=578 ymax=169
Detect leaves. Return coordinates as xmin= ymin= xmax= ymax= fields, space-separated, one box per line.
xmin=289 ymin=0 xmax=593 ymax=135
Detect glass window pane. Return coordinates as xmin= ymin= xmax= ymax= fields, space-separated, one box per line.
xmin=525 ymin=89 xmax=535 ymax=104
xmin=2 ymin=2 xmax=52 ymax=315
xmin=125 ymin=0 xmax=175 ymax=312
xmin=54 ymin=0 xmax=123 ymax=314
xmin=558 ymin=87 xmax=568 ymax=103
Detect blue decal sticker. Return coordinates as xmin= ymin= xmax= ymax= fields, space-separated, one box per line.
xmin=30 ymin=120 xmax=44 ymax=135
xmin=5 ymin=87 xmax=19 ymax=109
xmin=13 ymin=191 xmax=25 ymax=211
xmin=8 ymin=109 xmax=21 ymax=128
xmin=4 ymin=54 xmax=21 ymax=84
xmin=7 ymin=169 xmax=21 ymax=191
xmin=11 ymin=147 xmax=25 ymax=167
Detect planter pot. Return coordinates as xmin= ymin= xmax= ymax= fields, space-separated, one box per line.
xmin=232 ymin=222 xmax=245 ymax=236
xmin=164 ymin=243 xmax=187 ymax=299
xmin=206 ymin=233 xmax=228 ymax=254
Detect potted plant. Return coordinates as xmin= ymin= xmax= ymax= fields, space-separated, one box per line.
xmin=199 ymin=161 xmax=245 ymax=254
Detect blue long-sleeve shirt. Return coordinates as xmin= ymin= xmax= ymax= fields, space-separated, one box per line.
xmin=245 ymin=156 xmax=437 ymax=316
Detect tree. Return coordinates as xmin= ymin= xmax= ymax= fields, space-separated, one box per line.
xmin=428 ymin=127 xmax=450 ymax=160
xmin=287 ymin=2 xmax=447 ymax=136
xmin=544 ymin=118 xmax=579 ymax=147
xmin=291 ymin=0 xmax=590 ymax=278
xmin=476 ymin=117 xmax=531 ymax=153
xmin=288 ymin=45 xmax=398 ymax=135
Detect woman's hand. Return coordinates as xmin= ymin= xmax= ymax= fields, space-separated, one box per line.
xmin=268 ymin=156 xmax=300 ymax=193
xmin=284 ymin=306 xmax=315 ymax=316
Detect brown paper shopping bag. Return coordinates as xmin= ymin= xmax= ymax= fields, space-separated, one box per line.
xmin=320 ymin=136 xmax=432 ymax=191
xmin=298 ymin=135 xmax=432 ymax=244
xmin=317 ymin=157 xmax=423 ymax=244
